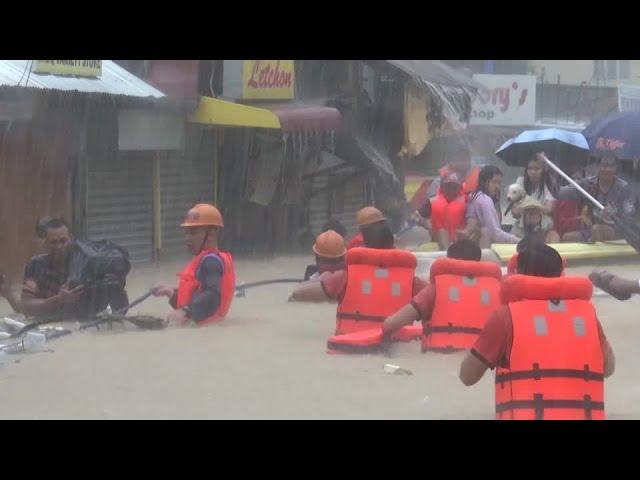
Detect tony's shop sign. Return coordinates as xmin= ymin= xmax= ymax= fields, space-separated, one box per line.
xmin=471 ymin=74 xmax=536 ymax=126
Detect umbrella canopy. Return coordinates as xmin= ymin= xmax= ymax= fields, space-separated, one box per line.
xmin=582 ymin=111 xmax=640 ymax=160
xmin=495 ymin=128 xmax=590 ymax=167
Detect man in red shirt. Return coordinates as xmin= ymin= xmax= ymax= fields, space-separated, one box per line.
xmin=382 ymin=239 xmax=482 ymax=336
xmin=459 ymin=243 xmax=615 ymax=387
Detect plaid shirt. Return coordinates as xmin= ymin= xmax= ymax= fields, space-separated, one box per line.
xmin=22 ymin=253 xmax=69 ymax=299
xmin=579 ymin=175 xmax=636 ymax=219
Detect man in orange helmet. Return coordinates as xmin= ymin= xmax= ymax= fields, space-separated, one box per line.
xmin=302 ymin=230 xmax=347 ymax=284
xmin=151 ymin=204 xmax=236 ymax=327
xmin=347 ymin=206 xmax=394 ymax=250
xmin=291 ymin=218 xmax=423 ymax=303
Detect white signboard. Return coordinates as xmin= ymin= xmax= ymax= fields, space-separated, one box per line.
xmin=618 ymin=84 xmax=640 ymax=112
xmin=471 ymin=74 xmax=536 ymax=126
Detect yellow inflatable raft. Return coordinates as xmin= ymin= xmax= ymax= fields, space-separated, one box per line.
xmin=414 ymin=241 xmax=638 ymax=263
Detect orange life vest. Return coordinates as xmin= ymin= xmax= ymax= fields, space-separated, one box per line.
xmin=335 ymin=247 xmax=417 ymax=336
xmin=422 ymin=257 xmax=502 ymax=353
xmin=496 ymin=274 xmax=605 ymax=420
xmin=430 ymin=194 xmax=466 ymax=241
xmin=327 ymin=325 xmax=423 ymax=354
xmin=176 ymin=248 xmax=236 ymax=326
xmin=507 ymin=253 xmax=568 ymax=275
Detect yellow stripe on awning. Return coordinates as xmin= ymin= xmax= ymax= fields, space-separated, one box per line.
xmin=188 ymin=96 xmax=281 ymax=129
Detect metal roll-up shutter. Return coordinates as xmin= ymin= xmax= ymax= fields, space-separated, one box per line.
xmin=308 ymin=167 xmax=366 ymax=239
xmin=160 ymin=152 xmax=215 ymax=258
xmin=87 ymin=152 xmax=154 ymax=264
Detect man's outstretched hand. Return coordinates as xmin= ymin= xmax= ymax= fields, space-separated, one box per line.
xmin=151 ymin=283 xmax=175 ymax=298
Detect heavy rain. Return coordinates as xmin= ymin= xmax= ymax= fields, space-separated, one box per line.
xmin=0 ymin=60 xmax=638 ymax=419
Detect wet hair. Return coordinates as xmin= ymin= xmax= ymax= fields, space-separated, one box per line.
xmin=362 ymin=221 xmax=395 ymax=249
xmin=40 ymin=218 xmax=70 ymax=236
xmin=517 ymin=242 xmax=563 ymax=278
xmin=35 ymin=217 xmax=53 ymax=238
xmin=322 ymin=218 xmax=347 ymax=238
xmin=447 ymin=239 xmax=482 ymax=261
xmin=470 ymin=165 xmax=502 ymax=201
xmin=524 ymin=153 xmax=556 ymax=200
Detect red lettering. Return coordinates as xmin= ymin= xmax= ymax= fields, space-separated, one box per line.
xmin=267 ymin=67 xmax=274 ymax=87
xmin=247 ymin=61 xmax=292 ymax=91
xmin=273 ymin=61 xmax=281 ymax=86
xmin=498 ymin=88 xmax=510 ymax=112
xmin=248 ymin=61 xmax=261 ymax=88
xmin=247 ymin=60 xmax=260 ymax=88
xmin=282 ymin=72 xmax=292 ymax=87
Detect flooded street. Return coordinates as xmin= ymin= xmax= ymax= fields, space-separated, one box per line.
xmin=0 ymin=254 xmax=638 ymax=420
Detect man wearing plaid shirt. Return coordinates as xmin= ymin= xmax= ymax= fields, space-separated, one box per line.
xmin=21 ymin=218 xmax=84 ymax=320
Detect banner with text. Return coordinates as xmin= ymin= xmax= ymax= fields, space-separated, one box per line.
xmin=471 ymin=74 xmax=536 ymax=126
xmin=242 ymin=60 xmax=294 ymax=100
xmin=34 ymin=60 xmax=102 ymax=77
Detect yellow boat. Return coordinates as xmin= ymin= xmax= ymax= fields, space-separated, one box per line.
xmin=414 ymin=241 xmax=638 ymax=263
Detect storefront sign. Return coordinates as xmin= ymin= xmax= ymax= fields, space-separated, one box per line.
xmin=34 ymin=60 xmax=102 ymax=77
xmin=242 ymin=60 xmax=294 ymax=100
xmin=471 ymin=74 xmax=536 ymax=126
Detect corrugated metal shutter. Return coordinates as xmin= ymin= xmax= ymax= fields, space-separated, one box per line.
xmin=87 ymin=152 xmax=153 ymax=264
xmin=308 ymin=167 xmax=366 ymax=239
xmin=160 ymin=151 xmax=215 ymax=258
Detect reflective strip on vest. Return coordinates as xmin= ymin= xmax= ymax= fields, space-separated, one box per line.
xmin=423 ymin=272 xmax=501 ymax=352
xmin=449 ymin=287 xmax=460 ymax=302
xmin=480 ymin=289 xmax=490 ymax=306
xmin=496 ymin=296 xmax=605 ymax=420
xmin=533 ymin=316 xmax=548 ymax=336
xmin=335 ymin=249 xmax=417 ymax=335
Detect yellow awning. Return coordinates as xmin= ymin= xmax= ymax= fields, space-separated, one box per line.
xmin=188 ymin=96 xmax=281 ymax=129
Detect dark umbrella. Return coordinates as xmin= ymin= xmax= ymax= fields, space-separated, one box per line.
xmin=495 ymin=128 xmax=590 ymax=167
xmin=582 ymin=111 xmax=640 ymax=160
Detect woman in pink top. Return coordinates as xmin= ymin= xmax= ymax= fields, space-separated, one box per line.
xmin=461 ymin=165 xmax=519 ymax=248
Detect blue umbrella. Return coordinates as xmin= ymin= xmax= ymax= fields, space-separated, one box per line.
xmin=495 ymin=128 xmax=590 ymax=167
xmin=582 ymin=111 xmax=640 ymax=160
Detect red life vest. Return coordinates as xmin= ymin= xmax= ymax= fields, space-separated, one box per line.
xmin=422 ymin=257 xmax=502 ymax=353
xmin=347 ymin=233 xmax=364 ymax=250
xmin=176 ymin=248 xmax=236 ymax=326
xmin=507 ymin=253 xmax=568 ymax=275
xmin=430 ymin=194 xmax=466 ymax=241
xmin=335 ymin=247 xmax=417 ymax=335
xmin=496 ymin=274 xmax=605 ymax=420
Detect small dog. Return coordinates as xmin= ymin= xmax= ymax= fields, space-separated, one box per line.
xmin=504 ymin=183 xmax=526 ymax=216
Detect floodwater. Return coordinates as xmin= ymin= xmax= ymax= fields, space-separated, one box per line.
xmin=0 ymin=253 xmax=638 ymax=419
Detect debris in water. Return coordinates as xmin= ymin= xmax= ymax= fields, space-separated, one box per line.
xmin=383 ymin=364 xmax=413 ymax=376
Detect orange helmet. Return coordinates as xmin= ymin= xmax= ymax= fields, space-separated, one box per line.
xmin=356 ymin=206 xmax=386 ymax=227
xmin=181 ymin=203 xmax=224 ymax=228
xmin=313 ymin=230 xmax=346 ymax=258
